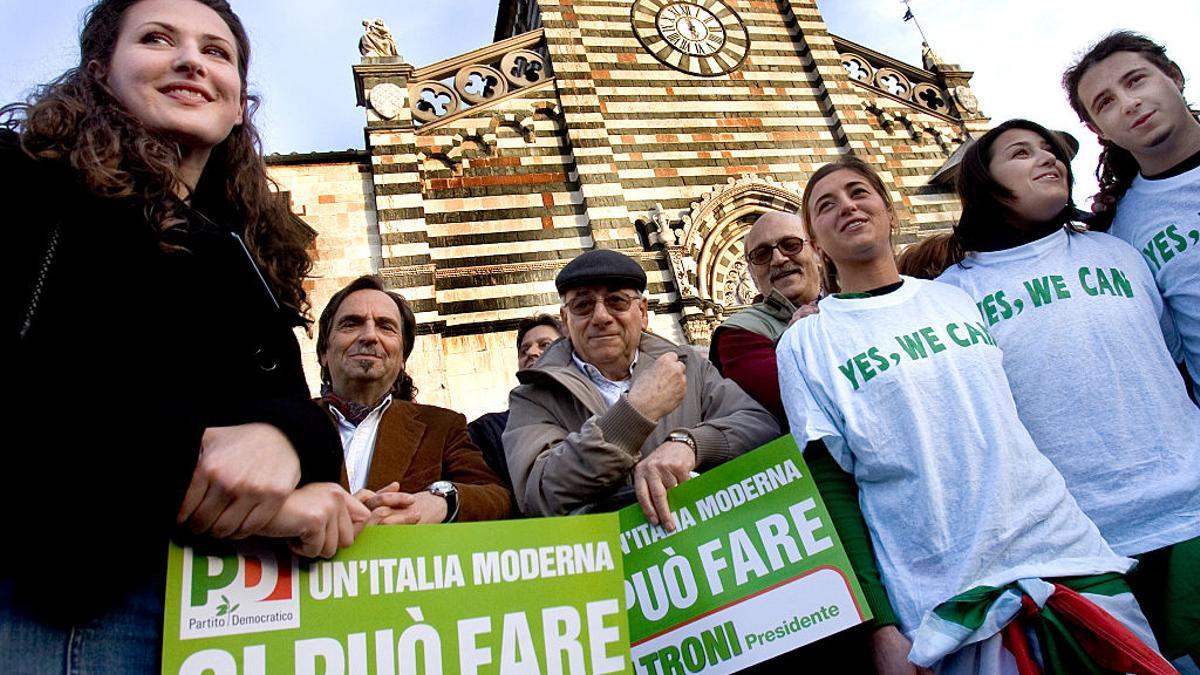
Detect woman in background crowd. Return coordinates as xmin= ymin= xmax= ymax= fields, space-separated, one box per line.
xmin=1 ymin=0 xmax=365 ymax=671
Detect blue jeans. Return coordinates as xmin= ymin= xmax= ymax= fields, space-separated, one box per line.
xmin=0 ymin=575 xmax=163 ymax=675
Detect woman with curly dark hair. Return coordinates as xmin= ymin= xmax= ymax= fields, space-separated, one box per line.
xmin=1 ymin=0 xmax=365 ymax=670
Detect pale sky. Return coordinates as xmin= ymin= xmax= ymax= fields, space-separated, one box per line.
xmin=2 ymin=0 xmax=1197 ymax=202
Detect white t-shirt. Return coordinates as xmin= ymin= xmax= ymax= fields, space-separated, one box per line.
xmin=777 ymin=277 xmax=1131 ymax=635
xmin=1111 ymin=163 xmax=1200 ymax=381
xmin=939 ymin=229 xmax=1200 ymax=556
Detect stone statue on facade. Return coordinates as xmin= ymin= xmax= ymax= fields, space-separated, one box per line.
xmin=921 ymin=41 xmax=945 ymax=72
xmin=643 ymin=203 xmax=671 ymax=249
xmin=360 ymin=18 xmax=399 ymax=58
xmin=723 ymin=261 xmax=755 ymax=307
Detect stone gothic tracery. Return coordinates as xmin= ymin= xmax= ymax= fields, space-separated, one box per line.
xmin=643 ymin=174 xmax=804 ymax=344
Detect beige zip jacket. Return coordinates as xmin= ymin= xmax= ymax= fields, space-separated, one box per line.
xmin=504 ymin=332 xmax=780 ymax=516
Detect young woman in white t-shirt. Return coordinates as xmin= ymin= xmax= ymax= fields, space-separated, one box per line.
xmin=939 ymin=118 xmax=1200 ymax=667
xmin=777 ymin=156 xmax=1169 ymax=673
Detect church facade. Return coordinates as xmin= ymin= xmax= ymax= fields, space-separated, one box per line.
xmin=268 ymin=0 xmax=990 ymax=418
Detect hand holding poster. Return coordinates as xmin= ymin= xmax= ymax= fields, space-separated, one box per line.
xmin=618 ymin=435 xmax=871 ymax=674
xmin=162 ymin=436 xmax=867 ymax=674
xmin=163 ymin=515 xmax=630 ymax=674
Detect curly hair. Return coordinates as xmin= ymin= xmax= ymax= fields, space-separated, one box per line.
xmin=0 ymin=0 xmax=314 ymax=315
xmin=1062 ymin=31 xmax=1184 ymax=232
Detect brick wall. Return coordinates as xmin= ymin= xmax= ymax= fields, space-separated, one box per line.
xmin=268 ymin=158 xmax=377 ymax=394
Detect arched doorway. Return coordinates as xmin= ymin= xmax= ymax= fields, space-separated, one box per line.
xmin=658 ymin=174 xmax=804 ymax=345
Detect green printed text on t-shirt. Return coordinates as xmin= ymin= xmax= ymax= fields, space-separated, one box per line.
xmin=1138 ymin=223 xmax=1199 ymax=274
xmin=975 ymin=265 xmax=1135 ymax=328
xmin=837 ymin=320 xmax=996 ymax=391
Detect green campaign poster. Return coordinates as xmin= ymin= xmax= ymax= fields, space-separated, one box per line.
xmin=162 ymin=514 xmax=630 ymax=674
xmin=617 ymin=435 xmax=871 ymax=674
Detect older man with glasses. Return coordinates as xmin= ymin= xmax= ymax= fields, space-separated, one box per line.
xmin=709 ymin=210 xmax=822 ymax=419
xmin=504 ymin=249 xmax=779 ymax=528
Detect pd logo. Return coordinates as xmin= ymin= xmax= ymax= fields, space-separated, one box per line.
xmin=179 ymin=545 xmax=300 ymax=640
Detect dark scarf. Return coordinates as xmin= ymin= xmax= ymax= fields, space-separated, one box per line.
xmin=320 ymin=384 xmax=387 ymax=426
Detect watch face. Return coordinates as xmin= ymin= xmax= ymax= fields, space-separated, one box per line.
xmin=668 ymin=431 xmax=696 ymax=450
xmin=632 ymin=0 xmax=750 ymax=77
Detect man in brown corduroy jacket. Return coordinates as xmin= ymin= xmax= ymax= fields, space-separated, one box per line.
xmin=316 ymin=275 xmax=512 ymax=524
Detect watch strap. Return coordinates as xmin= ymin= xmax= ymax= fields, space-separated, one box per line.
xmin=443 ymin=491 xmax=459 ymax=523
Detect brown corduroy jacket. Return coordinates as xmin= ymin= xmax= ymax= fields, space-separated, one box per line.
xmin=319 ymin=398 xmax=513 ymax=522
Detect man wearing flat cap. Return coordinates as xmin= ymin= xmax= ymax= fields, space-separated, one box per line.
xmin=504 ymin=249 xmax=780 ymax=527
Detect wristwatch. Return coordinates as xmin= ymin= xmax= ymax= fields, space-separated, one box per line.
xmin=667 ymin=430 xmax=697 ymax=454
xmin=426 ymin=480 xmax=460 ymax=523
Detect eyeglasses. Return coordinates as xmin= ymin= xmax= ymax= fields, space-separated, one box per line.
xmin=564 ymin=292 xmax=641 ymax=317
xmin=746 ymin=237 xmax=807 ymax=265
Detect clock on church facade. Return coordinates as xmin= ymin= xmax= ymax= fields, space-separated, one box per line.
xmin=272 ymin=0 xmax=991 ymax=417
xmin=631 ymin=0 xmax=750 ymax=76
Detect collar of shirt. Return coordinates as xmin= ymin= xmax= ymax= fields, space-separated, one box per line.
xmin=571 ymin=350 xmax=638 ymax=408
xmin=329 ymin=394 xmax=393 ymax=493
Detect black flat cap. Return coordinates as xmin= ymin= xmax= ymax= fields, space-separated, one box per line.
xmin=555 ymin=249 xmax=647 ymax=294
